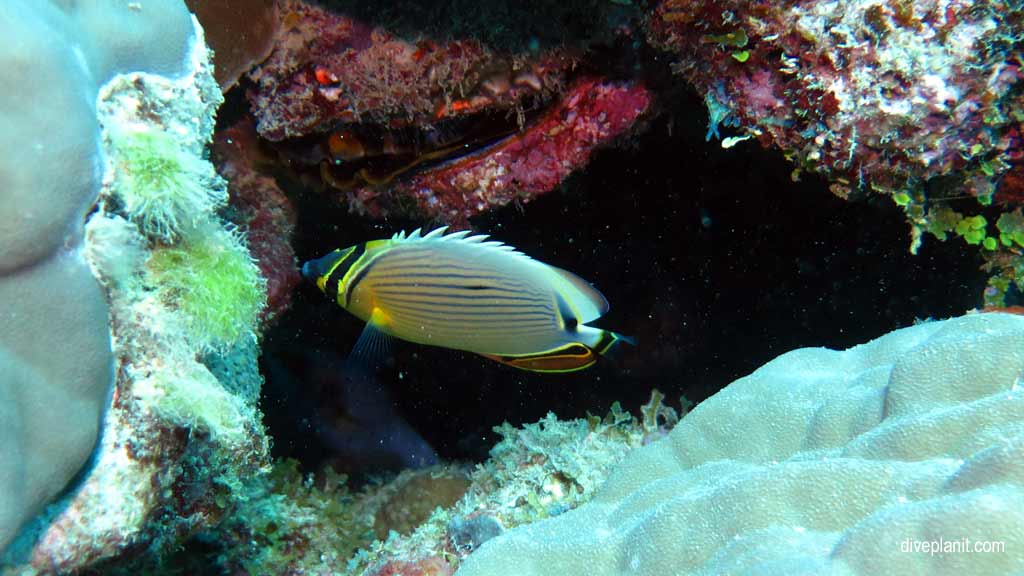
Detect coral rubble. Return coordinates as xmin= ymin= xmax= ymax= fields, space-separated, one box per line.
xmin=341 ymin=397 xmax=676 ymax=575
xmin=141 ymin=395 xmax=673 ymax=574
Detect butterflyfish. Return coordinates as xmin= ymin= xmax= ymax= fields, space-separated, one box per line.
xmin=302 ymin=227 xmax=635 ymax=372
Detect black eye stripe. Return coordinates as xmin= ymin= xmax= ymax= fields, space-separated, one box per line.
xmin=343 ymin=250 xmax=377 ymax=307
xmin=326 ymin=244 xmax=366 ymax=297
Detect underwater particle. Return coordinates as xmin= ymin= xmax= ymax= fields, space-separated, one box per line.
xmin=111 ymin=127 xmax=227 ymax=242
xmin=699 ymin=208 xmax=713 ymax=228
xmin=146 ymin=223 xmax=267 ymax=349
xmin=447 ymin=515 xmax=504 ymax=554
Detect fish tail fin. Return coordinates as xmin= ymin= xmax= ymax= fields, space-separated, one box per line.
xmin=592 ymin=329 xmax=636 ymax=361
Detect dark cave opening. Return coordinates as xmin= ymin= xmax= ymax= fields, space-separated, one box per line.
xmin=253 ymin=83 xmax=988 ymax=479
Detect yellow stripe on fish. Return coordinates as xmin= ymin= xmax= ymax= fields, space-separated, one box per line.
xmin=301 ymin=227 xmax=634 ymax=372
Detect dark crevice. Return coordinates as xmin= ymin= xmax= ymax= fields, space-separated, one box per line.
xmin=257 ymin=85 xmax=987 ymax=479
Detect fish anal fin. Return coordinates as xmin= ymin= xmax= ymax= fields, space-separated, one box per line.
xmin=550 ymin=266 xmax=609 ymax=323
xmin=481 ymin=343 xmax=596 ymax=373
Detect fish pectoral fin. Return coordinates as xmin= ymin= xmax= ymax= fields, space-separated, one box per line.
xmin=593 ymin=329 xmax=636 ymax=357
xmin=481 ymin=342 xmax=597 ymax=373
xmin=348 ymin=316 xmax=395 ymax=371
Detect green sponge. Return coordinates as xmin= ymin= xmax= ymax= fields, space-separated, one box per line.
xmin=147 ymin=224 xmax=266 ymax=350
xmin=112 ymin=127 xmax=227 ymax=242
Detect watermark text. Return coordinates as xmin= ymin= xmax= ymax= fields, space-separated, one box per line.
xmin=900 ymin=537 xmax=1005 ymax=556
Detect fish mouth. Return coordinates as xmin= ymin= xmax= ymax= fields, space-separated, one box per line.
xmin=300 ymin=259 xmax=315 ymax=281
xmin=301 ymin=248 xmax=351 ymax=284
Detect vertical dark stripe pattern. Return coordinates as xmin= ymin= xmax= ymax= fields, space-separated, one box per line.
xmin=326 ymin=243 xmax=366 ymax=300
xmin=342 ymin=250 xmax=379 ymax=307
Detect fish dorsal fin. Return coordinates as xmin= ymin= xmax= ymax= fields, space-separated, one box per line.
xmin=423 ymin=226 xmax=448 ymax=239
xmin=549 ymin=266 xmax=609 ymax=323
xmin=389 ymin=226 xmax=536 ymax=264
xmin=392 ymin=226 xmax=447 ymax=241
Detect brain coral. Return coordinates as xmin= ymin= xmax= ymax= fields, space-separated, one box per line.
xmin=0 ymin=0 xmax=194 ymax=555
xmin=457 ymin=312 xmax=1024 ymax=575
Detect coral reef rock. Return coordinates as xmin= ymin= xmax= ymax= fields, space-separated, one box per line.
xmin=457 ymin=312 xmax=1024 ymax=576
xmin=185 ymin=0 xmax=279 ymax=91
xmin=0 ymin=0 xmax=193 ymax=557
xmin=246 ymin=0 xmax=651 ymax=225
xmin=647 ymin=0 xmax=1022 ymax=202
xmin=356 ymin=78 xmax=652 ymax=225
xmin=2 ymin=6 xmax=272 ymax=573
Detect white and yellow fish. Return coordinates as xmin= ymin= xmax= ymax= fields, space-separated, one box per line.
xmin=302 ymin=227 xmax=634 ymax=372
